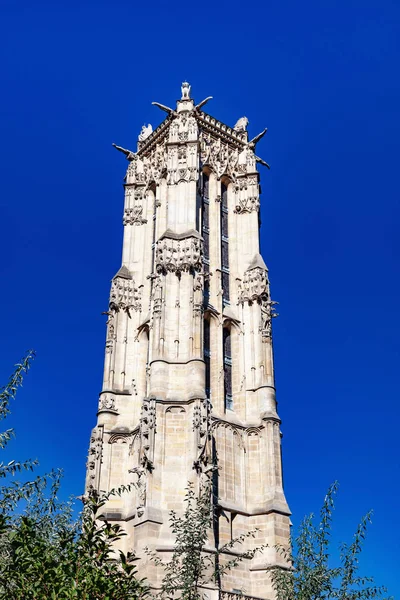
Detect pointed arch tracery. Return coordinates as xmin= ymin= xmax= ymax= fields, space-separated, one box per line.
xmin=213 ymin=420 xmax=245 ymax=507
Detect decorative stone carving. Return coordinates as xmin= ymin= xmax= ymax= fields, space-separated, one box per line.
xmin=235 ymin=175 xmax=258 ymax=191
xmin=235 ymin=195 xmax=259 ymax=213
xmin=178 ymin=116 xmax=190 ymax=142
xmin=110 ymin=271 xmax=141 ymax=314
xmin=123 ymin=206 xmax=147 ymax=225
xmin=260 ymin=298 xmax=279 ymax=340
xmin=234 ymin=116 xmax=249 ymax=132
xmin=107 ymin=315 xmax=116 ymax=339
xmin=147 ymin=140 xmax=167 ymax=183
xmin=238 ymin=257 xmax=278 ymax=338
xmin=178 ymin=145 xmax=187 ymax=161
xmin=124 ymin=139 xmax=170 ymax=184
xmin=156 ymin=233 xmax=203 ymax=275
xmin=246 ymin=425 xmax=264 ymax=437
xmin=200 ymin=132 xmax=240 ymax=179
xmin=126 ymin=156 xmax=147 ymax=184
xmin=236 ymin=148 xmax=248 ymax=175
xmin=169 ymin=113 xmax=198 ymax=149
xmin=98 ymin=394 xmax=117 ymax=412
xmin=109 ymin=431 xmax=132 ymax=444
xmin=86 ymin=425 xmax=103 ymax=491
xmin=181 ymin=81 xmax=191 ymax=99
xmin=192 ymin=273 xmax=204 ymax=317
xmin=129 ymin=466 xmax=147 ymax=516
xmin=168 ymin=114 xmax=198 ymax=146
xmin=138 ymin=124 xmax=153 ymax=142
xmin=152 ymin=275 xmax=163 ymax=317
xmin=123 ymin=187 xmax=148 ymax=226
xmin=193 ymin=397 xmax=212 ymax=476
xmin=239 ymin=266 xmax=269 ymax=304
xmin=187 ymin=116 xmax=198 ymax=140
xmin=233 ymin=173 xmax=260 ymax=213
xmin=193 ymin=404 xmax=202 ymax=430
xmin=139 ymin=397 xmax=157 ymax=471
xmin=246 ymin=146 xmax=256 ymax=170
xmin=193 ymin=274 xmax=203 ymax=292
xmin=178 ymin=118 xmax=188 ymax=142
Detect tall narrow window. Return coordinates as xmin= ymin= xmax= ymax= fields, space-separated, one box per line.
xmin=202 ymin=174 xmax=210 ymax=297
xmin=151 ymin=187 xmax=157 ymax=273
xmin=138 ymin=327 xmax=150 ymax=398
xmin=221 ymin=183 xmax=229 ymax=303
xmin=223 ymin=327 xmax=233 ymax=410
xmin=204 ymin=318 xmax=211 ymax=399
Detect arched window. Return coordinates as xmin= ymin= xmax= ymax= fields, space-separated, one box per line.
xmin=138 ymin=326 xmax=150 ymax=398
xmin=202 ymin=173 xmax=210 ymax=298
xmin=149 ymin=184 xmax=157 ymax=273
xmin=221 ymin=183 xmax=229 ymax=304
xmin=223 ymin=327 xmax=233 ymax=410
xmin=204 ymin=318 xmax=211 ymax=399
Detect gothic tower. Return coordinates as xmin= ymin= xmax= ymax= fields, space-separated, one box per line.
xmin=86 ymin=82 xmax=291 ymax=599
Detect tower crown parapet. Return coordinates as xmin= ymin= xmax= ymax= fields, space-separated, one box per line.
xmin=132 ymin=82 xmax=268 ymax=172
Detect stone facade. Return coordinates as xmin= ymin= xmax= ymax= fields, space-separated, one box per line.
xmin=86 ymin=83 xmax=291 ymax=599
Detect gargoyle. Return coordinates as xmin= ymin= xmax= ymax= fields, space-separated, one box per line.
xmin=151 ymin=101 xmax=177 ymax=117
xmin=255 ymin=155 xmax=271 ymax=169
xmin=248 ymin=128 xmax=268 ymax=149
xmin=195 ymin=96 xmax=213 ymax=112
xmin=112 ymin=143 xmax=136 ymax=161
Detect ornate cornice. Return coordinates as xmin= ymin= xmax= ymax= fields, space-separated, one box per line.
xmin=196 ymin=111 xmax=248 ymax=148
xmin=156 ymin=231 xmax=203 ymax=275
xmin=211 ymin=414 xmax=265 ymax=433
xmin=238 ymin=265 xmax=269 ymax=304
xmin=109 ymin=272 xmax=141 ymax=313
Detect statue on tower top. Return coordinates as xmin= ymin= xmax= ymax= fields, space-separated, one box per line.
xmin=234 ymin=116 xmax=249 ymax=132
xmin=138 ymin=123 xmax=153 ymax=142
xmin=181 ymin=81 xmax=191 ymax=99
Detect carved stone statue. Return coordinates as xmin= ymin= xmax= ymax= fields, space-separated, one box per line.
xmin=129 ymin=466 xmax=147 ymax=514
xmin=138 ymin=124 xmax=153 ymax=142
xmin=181 ymin=81 xmax=191 ymax=99
xmin=234 ymin=116 xmax=249 ymax=132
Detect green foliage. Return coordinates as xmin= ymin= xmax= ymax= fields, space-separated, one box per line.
xmin=0 ymin=351 xmax=49 ymax=515
xmin=147 ymin=479 xmax=264 ymax=600
xmin=271 ymin=482 xmax=392 ymax=600
xmin=0 ymin=482 xmax=148 ymax=599
xmin=0 ymin=350 xmax=37 ymax=478
xmin=0 ymin=353 xmax=391 ymax=600
xmin=0 ymin=352 xmax=147 ymax=600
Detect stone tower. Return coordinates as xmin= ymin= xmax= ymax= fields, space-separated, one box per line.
xmin=86 ymin=82 xmax=291 ymax=599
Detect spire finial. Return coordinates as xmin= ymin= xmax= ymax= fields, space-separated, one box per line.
xmin=181 ymin=81 xmax=191 ymax=100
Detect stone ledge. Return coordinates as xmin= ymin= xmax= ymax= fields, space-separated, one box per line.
xmin=218 ymin=498 xmax=291 ymax=518
xmin=129 ymin=506 xmax=163 ymax=525
xmin=159 ymin=228 xmax=202 ymax=241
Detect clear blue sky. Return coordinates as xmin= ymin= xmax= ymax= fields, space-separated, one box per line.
xmin=1 ymin=0 xmax=399 ymax=594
